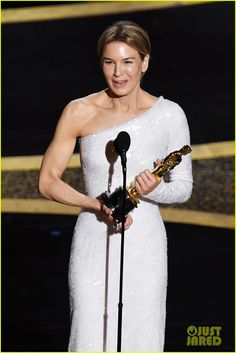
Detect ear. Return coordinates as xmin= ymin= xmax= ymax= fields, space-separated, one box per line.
xmin=142 ymin=55 xmax=150 ymax=74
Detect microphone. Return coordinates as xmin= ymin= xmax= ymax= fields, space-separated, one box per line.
xmin=113 ymin=131 xmax=131 ymax=168
xmin=113 ymin=131 xmax=131 ymax=156
xmin=113 ymin=131 xmax=130 ymax=351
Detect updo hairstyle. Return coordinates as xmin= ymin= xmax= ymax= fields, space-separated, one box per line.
xmin=97 ymin=20 xmax=151 ymax=62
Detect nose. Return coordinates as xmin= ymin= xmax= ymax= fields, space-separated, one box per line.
xmin=113 ymin=63 xmax=121 ymax=77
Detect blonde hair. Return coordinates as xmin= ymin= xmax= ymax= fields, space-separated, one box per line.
xmin=97 ymin=21 xmax=151 ymax=62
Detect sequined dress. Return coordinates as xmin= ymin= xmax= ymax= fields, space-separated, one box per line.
xmin=68 ymin=96 xmax=193 ymax=352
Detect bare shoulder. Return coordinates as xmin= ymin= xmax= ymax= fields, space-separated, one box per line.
xmin=63 ymin=95 xmax=96 ymax=120
xmin=58 ymin=91 xmax=104 ymax=138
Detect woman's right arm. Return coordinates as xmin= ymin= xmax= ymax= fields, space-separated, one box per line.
xmin=39 ymin=101 xmax=102 ymax=212
xmin=39 ymin=100 xmax=133 ymax=229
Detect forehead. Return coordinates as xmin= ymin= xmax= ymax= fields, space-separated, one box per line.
xmin=102 ymin=41 xmax=139 ymax=58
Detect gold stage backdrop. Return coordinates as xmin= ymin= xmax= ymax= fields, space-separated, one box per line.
xmin=2 ymin=141 xmax=234 ymax=229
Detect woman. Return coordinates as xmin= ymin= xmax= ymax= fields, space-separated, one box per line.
xmin=39 ymin=21 xmax=193 ymax=352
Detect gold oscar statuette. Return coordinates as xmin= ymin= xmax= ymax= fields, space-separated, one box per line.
xmin=101 ymin=145 xmax=192 ymax=223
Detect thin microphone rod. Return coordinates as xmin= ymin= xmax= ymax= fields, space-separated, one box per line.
xmin=114 ymin=131 xmax=131 ymax=352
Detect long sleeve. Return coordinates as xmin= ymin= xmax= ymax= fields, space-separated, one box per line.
xmin=142 ymin=102 xmax=193 ymax=204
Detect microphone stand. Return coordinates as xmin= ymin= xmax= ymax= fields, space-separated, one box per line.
xmin=117 ymin=150 xmax=127 ymax=352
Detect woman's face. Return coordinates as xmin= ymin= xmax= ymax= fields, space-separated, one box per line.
xmin=102 ymin=41 xmax=149 ymax=97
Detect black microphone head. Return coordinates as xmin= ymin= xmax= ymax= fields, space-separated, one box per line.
xmin=114 ymin=131 xmax=131 ymax=155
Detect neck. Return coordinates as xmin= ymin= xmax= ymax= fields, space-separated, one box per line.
xmin=105 ymin=86 xmax=145 ymax=112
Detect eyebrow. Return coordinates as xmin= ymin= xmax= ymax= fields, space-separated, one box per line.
xmin=103 ymin=57 xmax=136 ymax=61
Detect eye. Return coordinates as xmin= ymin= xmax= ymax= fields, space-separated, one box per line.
xmin=124 ymin=60 xmax=133 ymax=64
xmin=103 ymin=60 xmax=113 ymax=65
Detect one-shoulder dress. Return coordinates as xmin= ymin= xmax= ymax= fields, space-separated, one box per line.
xmin=68 ymin=96 xmax=193 ymax=352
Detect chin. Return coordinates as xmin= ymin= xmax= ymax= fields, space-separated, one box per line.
xmin=110 ymin=86 xmax=134 ymax=98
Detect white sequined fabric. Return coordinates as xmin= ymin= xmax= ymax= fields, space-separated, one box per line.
xmin=68 ymin=96 xmax=193 ymax=352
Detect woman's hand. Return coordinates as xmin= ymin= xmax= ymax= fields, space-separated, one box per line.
xmin=101 ymin=203 xmax=133 ymax=230
xmin=134 ymin=160 xmax=162 ymax=196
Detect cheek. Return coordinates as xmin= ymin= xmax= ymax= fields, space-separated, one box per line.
xmin=127 ymin=65 xmax=142 ymax=77
xmin=102 ymin=66 xmax=112 ymax=78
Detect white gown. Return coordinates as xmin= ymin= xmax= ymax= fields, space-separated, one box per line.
xmin=68 ymin=96 xmax=193 ymax=352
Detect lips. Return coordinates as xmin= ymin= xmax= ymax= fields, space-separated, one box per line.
xmin=112 ymin=80 xmax=128 ymax=88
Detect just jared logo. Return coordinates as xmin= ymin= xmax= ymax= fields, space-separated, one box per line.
xmin=186 ymin=325 xmax=222 ymax=346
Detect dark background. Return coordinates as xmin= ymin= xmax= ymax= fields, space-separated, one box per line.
xmin=2 ymin=1 xmax=235 ymax=155
xmin=2 ymin=1 xmax=235 ymax=351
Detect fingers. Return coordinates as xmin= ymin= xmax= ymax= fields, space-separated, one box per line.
xmin=101 ymin=204 xmax=113 ymax=221
xmin=136 ymin=169 xmax=154 ymax=186
xmin=114 ymin=214 xmax=133 ymax=231
xmin=125 ymin=214 xmax=133 ymax=230
xmin=135 ymin=169 xmax=158 ymax=195
xmin=102 ymin=204 xmax=133 ymax=230
xmin=156 ymin=159 xmax=162 ymax=166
